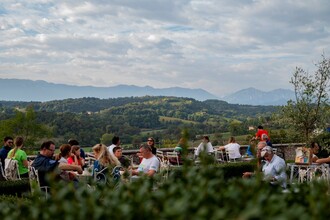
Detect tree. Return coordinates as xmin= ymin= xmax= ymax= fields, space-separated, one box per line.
xmin=0 ymin=106 xmax=52 ymax=147
xmin=282 ymin=55 xmax=330 ymax=143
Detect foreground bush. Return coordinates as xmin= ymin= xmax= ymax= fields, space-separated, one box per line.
xmin=0 ymin=161 xmax=329 ymax=219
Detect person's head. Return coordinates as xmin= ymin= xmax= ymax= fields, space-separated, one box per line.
xmin=3 ymin=136 xmax=14 ymax=147
xmin=140 ymin=144 xmax=153 ymax=159
xmin=71 ymin=145 xmax=81 ymax=157
xmin=257 ymin=141 xmax=267 ymax=157
xmin=40 ymin=141 xmax=56 ymax=158
xmin=112 ymin=136 xmax=120 ymax=145
xmin=68 ymin=139 xmax=79 ymax=146
xmin=8 ymin=136 xmax=24 ymax=159
xmin=203 ymin=136 xmax=210 ymax=143
xmin=147 ymin=137 xmax=155 ymax=146
xmin=311 ymin=142 xmax=319 ymax=154
xmin=261 ymin=146 xmax=274 ymax=162
xmin=92 ymin=143 xmax=119 ymax=166
xmin=113 ymin=146 xmax=122 ymax=159
xmin=14 ymin=136 xmax=24 ymax=147
xmin=228 ymin=137 xmax=236 ymax=143
xmin=257 ymin=125 xmax=263 ymax=130
xmin=58 ymin=144 xmax=72 ymax=159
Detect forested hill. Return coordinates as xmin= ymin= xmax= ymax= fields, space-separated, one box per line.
xmin=0 ymin=96 xmax=278 ymax=117
xmin=0 ymin=96 xmax=278 ymax=146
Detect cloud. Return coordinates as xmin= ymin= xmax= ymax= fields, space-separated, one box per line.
xmin=0 ymin=0 xmax=330 ymax=97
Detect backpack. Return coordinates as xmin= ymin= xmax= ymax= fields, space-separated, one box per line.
xmin=4 ymin=158 xmax=20 ymax=180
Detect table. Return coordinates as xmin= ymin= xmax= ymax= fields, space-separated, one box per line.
xmin=287 ymin=163 xmax=329 ymax=184
xmin=76 ymin=169 xmax=92 ymax=183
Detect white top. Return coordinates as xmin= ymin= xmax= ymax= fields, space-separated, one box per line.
xmin=262 ymin=154 xmax=287 ymax=188
xmin=224 ymin=143 xmax=241 ymax=159
xmin=195 ymin=142 xmax=214 ymax=156
xmin=58 ymin=157 xmax=68 ymax=164
xmin=108 ymin=144 xmax=116 ymax=157
xmin=137 ymin=155 xmax=159 ymax=173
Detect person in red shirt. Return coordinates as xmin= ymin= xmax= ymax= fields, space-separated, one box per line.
xmin=255 ymin=125 xmax=269 ymax=142
xmin=67 ymin=145 xmax=85 ymax=168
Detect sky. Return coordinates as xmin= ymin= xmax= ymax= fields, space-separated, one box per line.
xmin=0 ymin=0 xmax=330 ymax=97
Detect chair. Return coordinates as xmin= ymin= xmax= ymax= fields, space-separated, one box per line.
xmin=166 ymin=151 xmax=180 ymax=167
xmin=156 ymin=150 xmax=165 ymax=162
xmin=225 ymin=150 xmax=238 ymax=163
xmin=0 ymin=161 xmax=7 ymax=180
xmin=93 ymin=165 xmax=122 ymax=185
xmin=28 ymin=166 xmax=50 ymax=199
xmin=214 ymin=150 xmax=225 ymax=163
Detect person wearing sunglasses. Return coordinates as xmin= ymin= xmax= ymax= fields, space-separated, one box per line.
xmin=0 ymin=136 xmax=14 ymax=167
xmin=147 ymin=137 xmax=157 ymax=155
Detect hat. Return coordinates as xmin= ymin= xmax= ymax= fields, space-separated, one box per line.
xmin=261 ymin=146 xmax=273 ymax=157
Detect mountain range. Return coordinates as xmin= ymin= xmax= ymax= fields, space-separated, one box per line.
xmin=0 ymin=78 xmax=294 ymax=105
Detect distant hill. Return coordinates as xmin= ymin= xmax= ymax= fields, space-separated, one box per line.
xmin=222 ymin=87 xmax=295 ymax=106
xmin=0 ymin=78 xmax=219 ymax=102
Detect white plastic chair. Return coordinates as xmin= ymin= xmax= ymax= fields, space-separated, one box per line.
xmin=4 ymin=158 xmax=21 ymax=180
xmin=0 ymin=161 xmax=6 ymax=180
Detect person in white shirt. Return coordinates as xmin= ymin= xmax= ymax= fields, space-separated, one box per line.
xmin=108 ymin=136 xmax=120 ymax=157
xmin=195 ymin=136 xmax=214 ymax=157
xmin=132 ymin=145 xmax=159 ymax=177
xmin=218 ymin=137 xmax=241 ymax=159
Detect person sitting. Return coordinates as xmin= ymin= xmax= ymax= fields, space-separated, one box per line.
xmin=195 ymin=135 xmax=214 ymax=158
xmin=67 ymin=145 xmax=85 ymax=168
xmin=113 ymin=146 xmax=131 ymax=168
xmin=68 ymin=139 xmax=86 ymax=161
xmin=218 ymin=137 xmax=241 ymax=160
xmin=32 ymin=141 xmax=83 ymax=188
xmin=92 ymin=144 xmax=121 ymax=182
xmin=168 ymin=138 xmax=184 ymax=165
xmin=147 ymin=137 xmax=157 ymax=155
xmin=243 ymin=146 xmax=287 ymax=188
xmin=7 ymin=136 xmax=29 ymax=178
xmin=55 ymin=144 xmax=81 ymax=187
xmin=131 ymin=145 xmax=159 ymax=177
xmin=311 ymin=142 xmax=320 ymax=163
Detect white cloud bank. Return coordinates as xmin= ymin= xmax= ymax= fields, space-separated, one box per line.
xmin=0 ymin=0 xmax=329 ymax=97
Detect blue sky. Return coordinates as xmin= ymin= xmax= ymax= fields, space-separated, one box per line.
xmin=0 ymin=0 xmax=329 ymax=97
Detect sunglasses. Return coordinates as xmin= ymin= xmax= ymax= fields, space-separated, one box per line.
xmin=147 ymin=139 xmax=154 ymax=142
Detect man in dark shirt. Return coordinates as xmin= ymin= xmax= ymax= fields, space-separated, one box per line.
xmin=0 ymin=136 xmax=14 ymax=166
xmin=32 ymin=140 xmax=82 ymax=187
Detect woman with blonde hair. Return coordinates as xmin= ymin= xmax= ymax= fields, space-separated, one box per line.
xmin=7 ymin=136 xmax=29 ymax=178
xmin=92 ymin=144 xmax=120 ymax=171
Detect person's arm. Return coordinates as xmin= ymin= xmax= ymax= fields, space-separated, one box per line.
xmin=146 ymin=158 xmax=159 ymax=177
xmin=272 ymin=161 xmax=287 ymax=183
xmin=22 ymin=159 xmax=29 ymax=168
xmin=58 ymin=163 xmax=83 ymax=174
xmin=218 ymin=146 xmax=225 ymax=151
xmin=316 ymin=157 xmax=330 ymax=164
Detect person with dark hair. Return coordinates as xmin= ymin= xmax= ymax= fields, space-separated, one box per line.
xmin=113 ymin=146 xmax=131 ymax=168
xmin=108 ymin=136 xmax=120 ymax=157
xmin=195 ymin=135 xmax=214 ymax=157
xmin=7 ymin=136 xmax=29 ymax=178
xmin=68 ymin=139 xmax=86 ymax=160
xmin=146 ymin=137 xmax=157 ymax=155
xmin=254 ymin=125 xmax=270 ymax=142
xmin=32 ymin=141 xmax=82 ymax=187
xmin=311 ymin=142 xmax=319 ymax=162
xmin=0 ymin=136 xmax=14 ymax=166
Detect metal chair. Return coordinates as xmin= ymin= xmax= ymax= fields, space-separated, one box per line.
xmin=28 ymin=166 xmax=50 ymax=199
xmin=166 ymin=151 xmax=180 ymax=167
xmin=0 ymin=161 xmax=7 ymax=180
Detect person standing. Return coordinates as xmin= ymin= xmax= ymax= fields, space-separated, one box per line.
xmin=0 ymin=136 xmax=14 ymax=166
xmin=7 ymin=136 xmax=29 ymax=178
xmin=108 ymin=136 xmax=120 ymax=157
xmin=254 ymin=125 xmax=270 ymax=142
